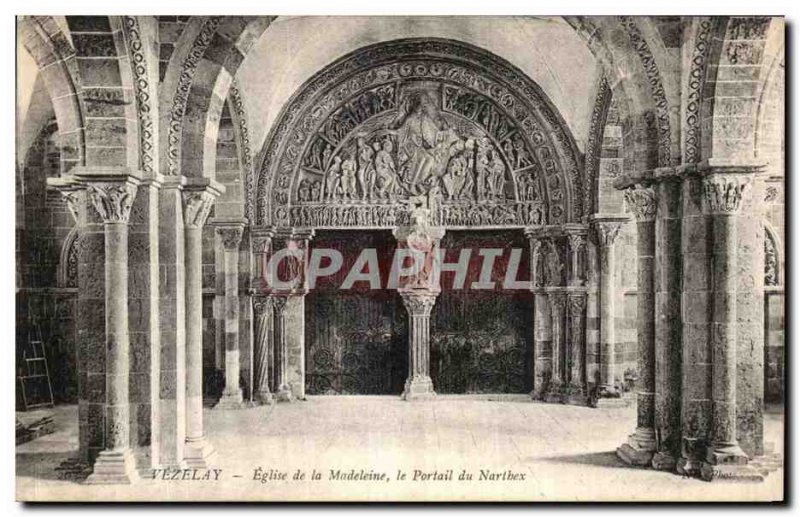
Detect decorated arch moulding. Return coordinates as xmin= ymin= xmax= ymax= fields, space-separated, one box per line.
xmin=253 ymin=38 xmax=584 ymax=232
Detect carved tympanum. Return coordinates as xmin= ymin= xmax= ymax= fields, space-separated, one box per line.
xmin=257 ymin=39 xmax=584 ymax=230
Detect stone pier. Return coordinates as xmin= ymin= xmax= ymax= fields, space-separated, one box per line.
xmin=214 ymin=220 xmax=247 ymax=409
xmin=591 ymin=215 xmax=628 ymax=406
xmin=182 ymin=179 xmax=223 ymax=468
xmin=617 ymin=184 xmax=657 ymax=466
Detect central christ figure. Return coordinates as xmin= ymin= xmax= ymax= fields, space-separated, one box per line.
xmin=390 ymin=91 xmax=465 ymax=195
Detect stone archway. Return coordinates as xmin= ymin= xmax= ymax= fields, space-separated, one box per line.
xmin=249 ymin=38 xmax=593 ymax=404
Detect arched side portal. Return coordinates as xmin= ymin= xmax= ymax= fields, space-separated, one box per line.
xmin=254 ymin=38 xmax=584 ymax=231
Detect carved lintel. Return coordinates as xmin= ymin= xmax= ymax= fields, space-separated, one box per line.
xmin=86 ymin=182 xmax=138 ymax=224
xmin=624 ymin=186 xmax=657 ymax=222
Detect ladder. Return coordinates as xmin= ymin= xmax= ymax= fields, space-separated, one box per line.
xmin=18 ymin=324 xmax=54 ymax=410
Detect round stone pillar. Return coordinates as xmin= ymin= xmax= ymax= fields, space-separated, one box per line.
xmin=214 ymin=222 xmax=247 ymax=409
xmin=591 ymin=215 xmax=628 ymax=403
xmin=82 ymin=175 xmax=141 ymax=485
xmin=399 ymin=288 xmax=439 ymax=400
xmin=700 ymin=171 xmax=762 ymax=482
xmin=617 ymin=185 xmax=657 ymax=466
xmin=182 ymin=180 xmax=223 ymax=467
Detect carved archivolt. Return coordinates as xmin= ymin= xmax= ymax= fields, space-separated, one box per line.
xmin=684 ymin=18 xmax=712 ymax=164
xmin=167 ymin=17 xmax=220 ymax=175
xmin=618 ymin=17 xmax=673 ymax=167
xmin=229 ymin=80 xmax=255 ymax=223
xmin=122 ymin=16 xmax=155 ymax=175
xmin=255 ymin=39 xmax=583 ymax=230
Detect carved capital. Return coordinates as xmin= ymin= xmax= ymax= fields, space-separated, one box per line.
xmin=623 ymin=186 xmax=657 ymax=222
xmin=182 ymin=190 xmax=215 ymax=228
xmin=702 ymin=174 xmax=749 ymax=215
xmin=593 ymin=220 xmax=625 ymax=247
xmin=567 ymin=233 xmax=586 ymax=254
xmin=549 ymin=292 xmax=567 ymax=312
xmin=60 ymin=190 xmax=85 ymax=224
xmin=568 ymin=294 xmax=586 ymax=316
xmin=399 ymin=289 xmax=438 ymax=317
xmin=272 ymin=295 xmax=288 ymax=316
xmin=217 ymin=226 xmax=244 ymax=251
xmin=253 ymin=296 xmax=274 ymax=317
xmin=86 ymin=182 xmax=138 ymax=223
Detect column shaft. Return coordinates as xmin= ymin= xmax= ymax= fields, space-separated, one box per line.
xmin=215 ymin=224 xmax=245 ymax=408
xmin=182 ymin=183 xmax=222 ymax=467
xmin=252 ymin=296 xmax=274 ymax=403
xmin=653 ymin=178 xmax=683 ymax=470
xmin=617 ymin=186 xmax=657 ymax=465
xmin=400 ymin=290 xmax=438 ymax=400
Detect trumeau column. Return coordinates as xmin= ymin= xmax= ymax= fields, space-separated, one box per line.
xmin=699 ymin=163 xmax=764 ymax=482
xmin=214 ymin=220 xmax=247 ymax=409
xmin=617 ymin=183 xmax=657 ymax=466
xmin=590 ymin=215 xmax=628 ymax=406
xmin=182 ymin=179 xmax=224 ymax=468
xmin=394 ymin=217 xmax=445 ymax=401
xmin=52 ymin=169 xmax=143 ymax=485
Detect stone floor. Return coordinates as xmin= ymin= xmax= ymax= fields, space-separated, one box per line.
xmin=16 ymin=396 xmax=784 ymax=502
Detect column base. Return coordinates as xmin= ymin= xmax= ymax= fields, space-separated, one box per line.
xmin=676 ymin=457 xmax=704 ymax=477
xmin=545 ymin=383 xmax=566 ymax=404
xmin=616 ymin=429 xmax=656 ymax=466
xmin=402 ymin=376 xmax=436 ymax=401
xmin=213 ymin=389 xmax=246 ymax=410
xmin=652 ymin=451 xmax=678 ymax=471
xmin=84 ymin=449 xmax=139 ymax=485
xmin=276 ymin=385 xmax=294 ymax=403
xmin=565 ymin=384 xmax=587 ymax=405
xmin=254 ymin=390 xmax=274 ymax=405
xmin=183 ymin=437 xmax=216 ymax=468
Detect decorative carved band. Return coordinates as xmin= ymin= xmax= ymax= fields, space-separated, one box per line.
xmin=684 ymin=18 xmax=712 ymax=164
xmin=167 ymin=17 xmax=220 ymax=175
xmin=122 ymin=16 xmax=155 ymax=175
xmin=619 ymin=16 xmax=672 ymax=167
xmin=86 ymin=182 xmax=137 ymax=223
xmin=624 ymin=186 xmax=657 ymax=222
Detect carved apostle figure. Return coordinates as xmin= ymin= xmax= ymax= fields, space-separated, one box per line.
xmin=341 ymin=155 xmax=357 ymax=201
xmin=357 ymin=137 xmax=376 ymax=200
xmin=324 ymin=156 xmax=343 ymax=201
xmin=375 ymin=139 xmax=400 ymax=200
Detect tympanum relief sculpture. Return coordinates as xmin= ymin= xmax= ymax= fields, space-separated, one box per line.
xmin=289 ymin=80 xmax=550 ymax=229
